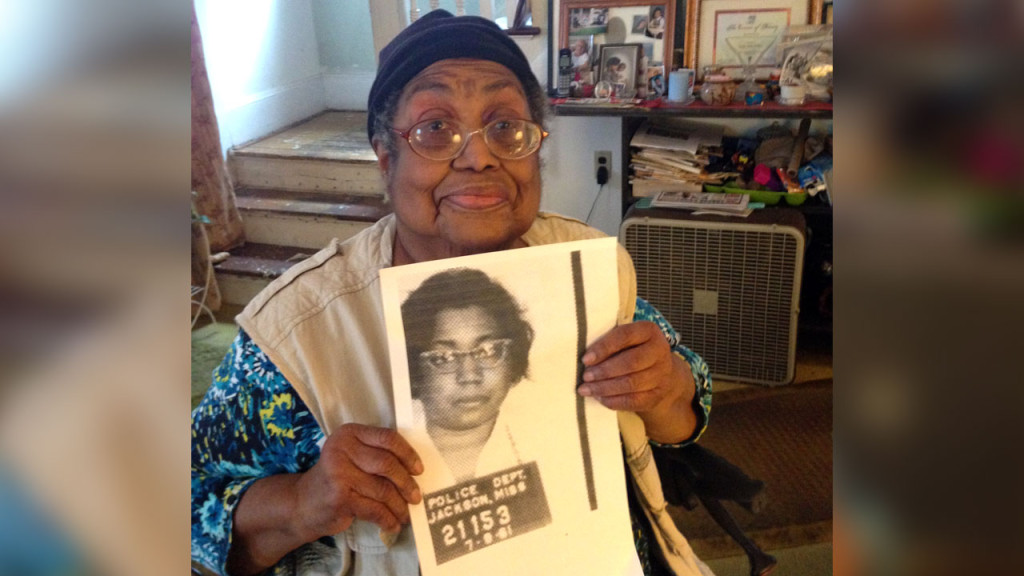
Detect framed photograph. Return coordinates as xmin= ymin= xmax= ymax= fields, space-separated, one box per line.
xmin=646 ymin=65 xmax=666 ymax=97
xmin=568 ymin=34 xmax=595 ymax=73
xmin=645 ymin=5 xmax=667 ymax=38
xmin=631 ymin=14 xmax=649 ymax=34
xmin=568 ymin=7 xmax=609 ymax=35
xmin=683 ymin=0 xmax=824 ymax=80
xmin=597 ymin=43 xmax=641 ymax=96
xmin=554 ymin=0 xmax=676 ymax=88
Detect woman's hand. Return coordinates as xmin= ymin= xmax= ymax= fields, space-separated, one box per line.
xmin=577 ymin=321 xmax=697 ymax=443
xmin=296 ymin=423 xmax=424 ymax=538
xmin=228 ymin=424 xmax=423 ymax=575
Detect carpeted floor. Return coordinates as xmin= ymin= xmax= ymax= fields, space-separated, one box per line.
xmin=670 ymin=379 xmax=833 ymax=559
xmin=191 ymin=322 xmax=239 ymax=409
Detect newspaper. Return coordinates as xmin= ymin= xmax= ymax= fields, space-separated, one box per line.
xmin=650 ymin=190 xmax=751 ymax=214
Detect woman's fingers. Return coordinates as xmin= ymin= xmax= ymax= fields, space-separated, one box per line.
xmin=578 ymin=322 xmax=676 ymax=412
xmin=351 ymin=425 xmax=424 ymax=477
xmin=346 ymin=427 xmax=423 ymax=504
xmin=299 ymin=424 xmax=423 ymax=536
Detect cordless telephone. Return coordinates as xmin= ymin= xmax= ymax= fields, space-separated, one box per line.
xmin=557 ymin=48 xmax=572 ymax=97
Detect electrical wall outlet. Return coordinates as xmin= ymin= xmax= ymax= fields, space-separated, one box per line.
xmin=594 ymin=151 xmax=612 ymax=184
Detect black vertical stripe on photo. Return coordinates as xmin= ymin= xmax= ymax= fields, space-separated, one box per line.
xmin=572 ymin=250 xmax=597 ymax=511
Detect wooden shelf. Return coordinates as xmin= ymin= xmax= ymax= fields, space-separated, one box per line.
xmin=552 ymin=98 xmax=832 ymax=119
xmin=548 ymin=96 xmax=832 ymax=218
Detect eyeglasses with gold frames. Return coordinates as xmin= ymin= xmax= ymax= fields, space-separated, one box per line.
xmin=391 ymin=118 xmax=548 ymax=161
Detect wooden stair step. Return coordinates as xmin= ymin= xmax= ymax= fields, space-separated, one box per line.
xmin=229 ymin=111 xmax=384 ymax=195
xmin=234 ymin=188 xmax=390 ymax=222
xmin=213 ymin=243 xmax=314 ymax=306
xmin=214 ymin=242 xmax=314 ymax=279
xmin=228 ymin=154 xmax=384 ymax=195
xmin=234 ymin=188 xmax=389 ymax=250
xmin=233 ymin=111 xmax=376 ymax=162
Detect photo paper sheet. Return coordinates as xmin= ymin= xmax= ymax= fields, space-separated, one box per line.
xmin=379 ymin=237 xmax=640 ymax=576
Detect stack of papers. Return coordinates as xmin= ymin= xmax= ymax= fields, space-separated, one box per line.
xmin=629 ymin=120 xmax=736 ymax=196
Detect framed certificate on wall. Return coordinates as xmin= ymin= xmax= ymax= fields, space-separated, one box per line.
xmin=684 ymin=0 xmax=823 ymax=79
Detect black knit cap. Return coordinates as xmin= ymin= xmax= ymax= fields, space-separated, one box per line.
xmin=366 ymin=9 xmax=541 ymax=142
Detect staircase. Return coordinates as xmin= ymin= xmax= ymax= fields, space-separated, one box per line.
xmin=215 ymin=111 xmax=391 ymax=306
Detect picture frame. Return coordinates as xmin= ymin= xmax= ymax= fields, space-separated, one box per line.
xmin=631 ymin=14 xmax=649 ymax=34
xmin=555 ymin=0 xmax=675 ymax=90
xmin=597 ymin=43 xmax=642 ymax=97
xmin=645 ymin=5 xmax=667 ymax=39
xmin=683 ymin=0 xmax=824 ymax=80
xmin=568 ymin=7 xmax=610 ymax=35
xmin=646 ymin=64 xmax=666 ymax=97
xmin=505 ymin=0 xmax=541 ymax=35
xmin=568 ymin=34 xmax=596 ymax=73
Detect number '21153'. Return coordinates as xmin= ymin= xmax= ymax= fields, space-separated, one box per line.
xmin=441 ymin=504 xmax=512 ymax=550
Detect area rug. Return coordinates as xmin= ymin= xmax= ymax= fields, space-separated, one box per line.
xmin=191 ymin=322 xmax=239 ymax=409
xmin=669 ymin=379 xmax=833 ymax=559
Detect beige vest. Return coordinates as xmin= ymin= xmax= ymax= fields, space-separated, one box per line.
xmin=237 ymin=212 xmax=708 ymax=575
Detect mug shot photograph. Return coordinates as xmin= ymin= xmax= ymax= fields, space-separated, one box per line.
xmin=380 ymin=238 xmax=639 ymax=575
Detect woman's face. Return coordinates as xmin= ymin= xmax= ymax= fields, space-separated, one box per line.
xmin=376 ymin=59 xmax=542 ymax=262
xmin=418 ymin=305 xmax=517 ymax=433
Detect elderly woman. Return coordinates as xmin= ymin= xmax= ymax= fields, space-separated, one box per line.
xmin=191 ymin=9 xmax=712 ymax=576
xmin=401 ymin=268 xmax=533 ymax=483
xmin=571 ymin=38 xmax=591 ymax=72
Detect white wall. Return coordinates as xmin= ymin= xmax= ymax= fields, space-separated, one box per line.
xmin=314 ymin=0 xmax=378 ymax=110
xmin=511 ymin=1 xmax=551 ymax=95
xmin=194 ymin=0 xmax=326 ymax=153
xmin=540 ymin=116 xmax=624 ymax=236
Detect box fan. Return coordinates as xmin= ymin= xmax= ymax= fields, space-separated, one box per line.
xmin=619 ymin=206 xmax=806 ymax=386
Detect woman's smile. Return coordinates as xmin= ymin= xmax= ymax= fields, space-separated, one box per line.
xmin=441 ymin=193 xmax=507 ymax=210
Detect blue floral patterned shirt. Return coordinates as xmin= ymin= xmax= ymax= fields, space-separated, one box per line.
xmin=191 ymin=297 xmax=711 ymax=575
